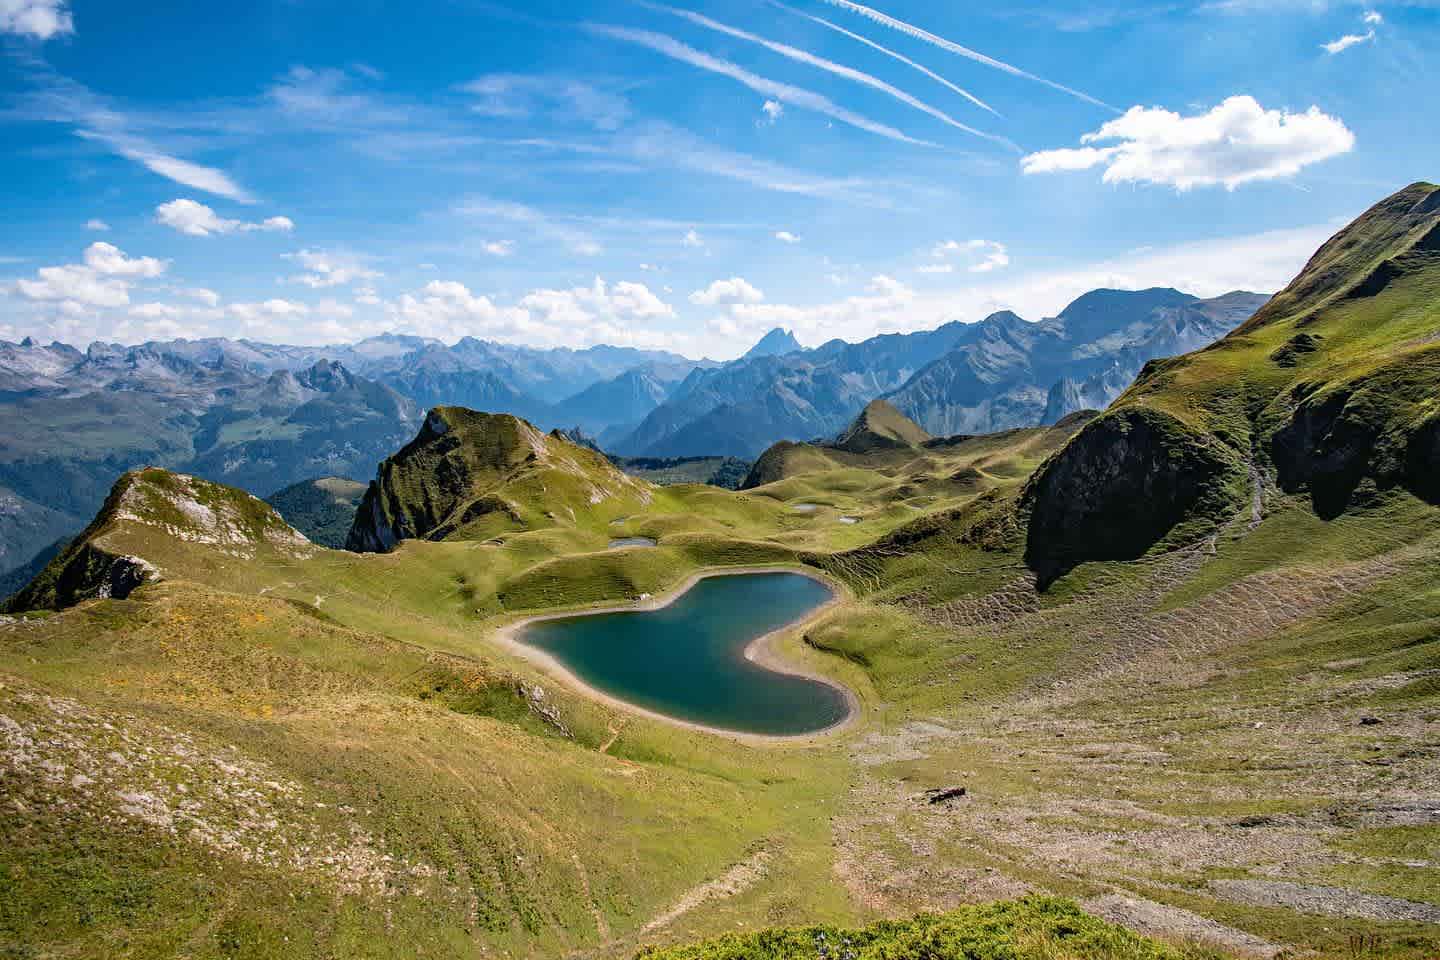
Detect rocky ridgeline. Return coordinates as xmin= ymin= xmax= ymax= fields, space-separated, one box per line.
xmin=3 ymin=468 xmax=312 ymax=613
xmin=347 ymin=407 xmax=651 ymax=552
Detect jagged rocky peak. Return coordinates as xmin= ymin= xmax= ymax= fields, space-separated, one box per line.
xmin=4 ymin=468 xmax=309 ymax=613
xmin=743 ymin=327 xmax=804 ymax=360
xmin=296 ymin=358 xmax=358 ymax=392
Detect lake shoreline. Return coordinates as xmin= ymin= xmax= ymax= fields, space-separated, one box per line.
xmin=488 ymin=565 xmax=860 ymax=745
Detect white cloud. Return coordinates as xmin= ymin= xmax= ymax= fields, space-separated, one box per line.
xmin=916 ymin=264 xmax=954 ymax=274
xmin=481 ymin=240 xmax=514 ymax=257
xmin=709 ymin=274 xmax=915 ymax=346
xmin=0 ymin=0 xmax=73 ymax=40
xmin=690 ymin=277 xmax=765 ymax=306
xmin=1021 ymin=96 xmax=1354 ymax=190
xmin=155 ymin=199 xmax=295 ymax=237
xmin=12 ymin=242 xmax=166 ymax=309
xmin=83 ymin=218 xmax=109 ymax=232
xmin=774 ymin=231 xmax=801 ymax=244
xmin=183 ymin=287 xmax=221 ymax=306
xmin=77 ymin=132 xmax=254 ymax=203
xmin=969 ymin=241 xmax=1010 ymax=273
xmin=931 ymin=238 xmax=1010 ymax=273
xmin=1321 ymin=30 xmax=1374 ymax=54
xmin=682 ymin=229 xmax=704 ymax=248
xmin=1363 ymin=10 xmax=1383 ymax=25
xmin=388 ymin=277 xmax=675 ymax=348
xmin=285 ymin=249 xmax=381 ymax=288
xmin=20 ymin=73 xmax=254 ymax=203
xmin=228 ymin=299 xmax=310 ymax=321
xmin=315 ymin=298 xmax=354 ymax=319
xmin=81 ymin=242 xmax=165 ymax=278
xmin=761 ymin=99 xmax=784 ymax=124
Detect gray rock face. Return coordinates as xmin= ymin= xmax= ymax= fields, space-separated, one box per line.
xmin=1022 ymin=407 xmax=1245 ymax=587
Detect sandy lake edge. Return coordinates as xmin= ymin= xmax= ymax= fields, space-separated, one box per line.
xmin=487 ymin=565 xmax=861 ymax=745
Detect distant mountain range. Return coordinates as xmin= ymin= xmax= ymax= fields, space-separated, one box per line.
xmin=0 ymin=285 xmax=1266 ymax=583
xmin=611 ymin=288 xmax=1268 ymax=458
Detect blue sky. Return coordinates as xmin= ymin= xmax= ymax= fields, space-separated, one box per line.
xmin=0 ymin=0 xmax=1436 ymax=359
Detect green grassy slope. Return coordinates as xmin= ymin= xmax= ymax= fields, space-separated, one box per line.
xmin=265 ymin=476 xmax=368 ymax=548
xmin=2 ymin=185 xmax=1439 ymax=960
xmin=347 ymin=407 xmax=653 ymax=551
xmin=1023 ymin=182 xmax=1440 ymax=583
xmin=833 ymin=399 xmax=933 ymax=453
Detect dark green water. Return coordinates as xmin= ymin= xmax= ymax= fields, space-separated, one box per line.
xmin=521 ymin=572 xmax=849 ymax=735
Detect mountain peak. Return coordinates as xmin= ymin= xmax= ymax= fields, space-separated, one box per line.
xmin=833 ymin=398 xmax=932 ymax=453
xmin=347 ymin=407 xmax=650 ymax=552
xmin=1238 ymin=180 xmax=1440 ymax=335
xmin=296 ymin=358 xmax=356 ymax=392
xmin=743 ymin=328 xmax=803 ymax=360
xmin=5 ymin=468 xmax=309 ymax=613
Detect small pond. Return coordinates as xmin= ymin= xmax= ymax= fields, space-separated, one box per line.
xmin=607 ymin=537 xmax=657 ymax=549
xmin=520 ymin=573 xmax=849 ymax=735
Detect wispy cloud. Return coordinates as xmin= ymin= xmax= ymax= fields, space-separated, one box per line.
xmin=584 ymin=23 xmax=936 ymax=146
xmin=639 ymin=3 xmax=1015 ymax=150
xmin=454 ymin=198 xmax=605 ymax=256
xmin=770 ymin=1 xmax=997 ymax=117
xmin=463 ymin=74 xmax=630 ymax=130
xmin=15 ymin=70 xmax=256 ymax=202
xmin=1322 ymin=29 xmax=1374 ymax=53
xmin=816 ymin=0 xmax=1115 ymax=112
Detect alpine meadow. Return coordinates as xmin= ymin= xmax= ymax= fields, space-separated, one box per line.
xmin=2 ymin=3 xmax=1438 ymax=960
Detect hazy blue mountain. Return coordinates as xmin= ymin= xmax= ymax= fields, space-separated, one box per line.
xmin=743 ymin=327 xmax=804 ymax=360
xmin=620 ymin=289 xmax=1267 ymax=458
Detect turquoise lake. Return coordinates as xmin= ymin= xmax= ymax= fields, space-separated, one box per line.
xmin=521 ymin=572 xmax=849 ymax=735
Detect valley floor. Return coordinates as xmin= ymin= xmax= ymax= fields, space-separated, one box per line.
xmin=2 ymin=427 xmax=1438 ymax=959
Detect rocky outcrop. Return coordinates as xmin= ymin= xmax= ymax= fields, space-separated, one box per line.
xmin=1022 ymin=182 xmax=1440 ymax=587
xmin=347 ymin=407 xmax=650 ymax=552
xmin=5 ymin=468 xmax=308 ymax=612
xmin=1022 ymin=408 xmax=1245 ymax=587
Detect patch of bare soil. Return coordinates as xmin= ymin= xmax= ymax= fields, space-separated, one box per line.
xmin=640 ymin=845 xmax=773 ymax=934
xmin=1083 ymin=894 xmax=1282 ymax=957
xmin=1210 ymin=879 xmax=1440 ymax=924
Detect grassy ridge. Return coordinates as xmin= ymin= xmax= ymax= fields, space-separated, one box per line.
xmin=636 ymin=898 xmax=1198 ymax=960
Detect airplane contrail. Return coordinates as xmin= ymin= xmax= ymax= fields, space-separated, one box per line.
xmin=586 ymin=23 xmax=938 ymax=147
xmin=641 ymin=3 xmax=1015 ymax=149
xmin=817 ymin=0 xmax=1117 ymax=112
xmin=768 ymin=0 xmax=998 ymax=118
